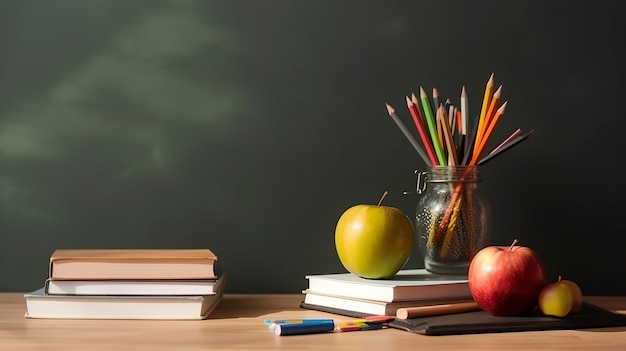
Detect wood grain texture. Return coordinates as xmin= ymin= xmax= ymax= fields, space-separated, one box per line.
xmin=1 ymin=293 xmax=625 ymax=350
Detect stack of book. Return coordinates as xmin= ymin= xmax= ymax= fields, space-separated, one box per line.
xmin=24 ymin=248 xmax=227 ymax=320
xmin=300 ymin=268 xmax=473 ymax=317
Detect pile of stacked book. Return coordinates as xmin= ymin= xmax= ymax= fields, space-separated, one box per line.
xmin=300 ymin=268 xmax=473 ymax=317
xmin=24 ymin=248 xmax=226 ymax=320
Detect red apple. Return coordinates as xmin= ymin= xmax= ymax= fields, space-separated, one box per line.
xmin=468 ymin=239 xmax=546 ymax=316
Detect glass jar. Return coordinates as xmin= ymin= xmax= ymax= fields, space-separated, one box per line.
xmin=414 ymin=166 xmax=491 ymax=275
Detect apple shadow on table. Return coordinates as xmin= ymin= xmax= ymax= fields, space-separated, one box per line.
xmin=500 ymin=302 xmax=626 ymax=334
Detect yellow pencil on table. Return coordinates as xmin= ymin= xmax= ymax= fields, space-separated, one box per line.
xmin=271 ymin=315 xmax=393 ymax=335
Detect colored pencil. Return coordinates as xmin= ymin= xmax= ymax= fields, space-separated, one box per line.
xmin=411 ymin=92 xmax=426 ymax=127
xmin=470 ymin=101 xmax=508 ymax=165
xmin=460 ymin=86 xmax=469 ymax=160
xmin=460 ymin=86 xmax=468 ymax=136
xmin=420 ymin=87 xmax=447 ymax=165
xmin=455 ymin=108 xmax=464 ymax=160
xmin=477 ymin=85 xmax=502 ymax=146
xmin=266 ymin=319 xmax=335 ymax=331
xmin=274 ymin=320 xmax=335 ymax=335
xmin=478 ymin=129 xmax=534 ymax=166
xmin=473 ymin=73 xmax=495 ymax=153
xmin=448 ymin=102 xmax=455 ymax=134
xmin=406 ymin=96 xmax=438 ymax=165
xmin=385 ymin=103 xmax=432 ymax=165
xmin=438 ymin=105 xmax=458 ymax=166
xmin=449 ymin=108 xmax=456 ymax=137
xmin=488 ymin=128 xmax=522 ymax=156
xmin=461 ymin=114 xmax=480 ymax=165
xmin=396 ymin=301 xmax=481 ymax=320
xmin=432 ymin=87 xmax=440 ymax=114
xmin=436 ymin=110 xmax=445 ymax=161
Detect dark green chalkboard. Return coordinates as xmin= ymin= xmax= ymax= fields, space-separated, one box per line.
xmin=0 ymin=0 xmax=624 ymax=295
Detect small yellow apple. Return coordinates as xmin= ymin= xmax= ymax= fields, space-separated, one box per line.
xmin=538 ymin=278 xmax=574 ymax=317
xmin=560 ymin=279 xmax=583 ymax=314
xmin=335 ymin=191 xmax=415 ymax=279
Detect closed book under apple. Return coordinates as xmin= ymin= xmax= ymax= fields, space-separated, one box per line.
xmin=302 ymin=290 xmax=474 ymax=316
xmin=49 ymin=249 xmax=218 ymax=280
xmin=305 ymin=269 xmax=470 ymax=303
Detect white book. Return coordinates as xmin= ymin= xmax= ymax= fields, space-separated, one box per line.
xmin=302 ymin=290 xmax=474 ymax=316
xmin=25 ymin=272 xmax=227 ymax=320
xmin=305 ymin=269 xmax=470 ymax=303
xmin=45 ymin=279 xmax=218 ymax=296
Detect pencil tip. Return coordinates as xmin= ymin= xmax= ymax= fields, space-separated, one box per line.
xmin=419 ymin=86 xmax=427 ymax=97
xmin=493 ymin=85 xmax=503 ymax=97
xmin=461 ymin=86 xmax=467 ymax=96
xmin=386 ymin=103 xmax=395 ymax=114
xmin=405 ymin=96 xmax=412 ymax=104
xmin=498 ymin=101 xmax=509 ymax=111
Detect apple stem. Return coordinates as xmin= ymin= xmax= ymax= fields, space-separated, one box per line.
xmin=509 ymin=239 xmax=519 ymax=252
xmin=377 ymin=191 xmax=389 ymax=207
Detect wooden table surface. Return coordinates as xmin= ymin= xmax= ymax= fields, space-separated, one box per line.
xmin=1 ymin=293 xmax=625 ymax=350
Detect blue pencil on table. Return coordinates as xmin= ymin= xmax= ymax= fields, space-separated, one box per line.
xmin=269 ymin=316 xmax=393 ymax=336
xmin=273 ymin=320 xmax=336 ymax=336
xmin=264 ymin=318 xmax=334 ymax=331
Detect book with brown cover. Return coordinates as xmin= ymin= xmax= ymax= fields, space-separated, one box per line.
xmin=49 ymin=249 xmax=218 ymax=280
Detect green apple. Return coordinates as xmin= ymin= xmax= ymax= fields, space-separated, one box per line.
xmin=334 ymin=191 xmax=415 ymax=279
xmin=538 ymin=277 xmax=574 ymax=317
